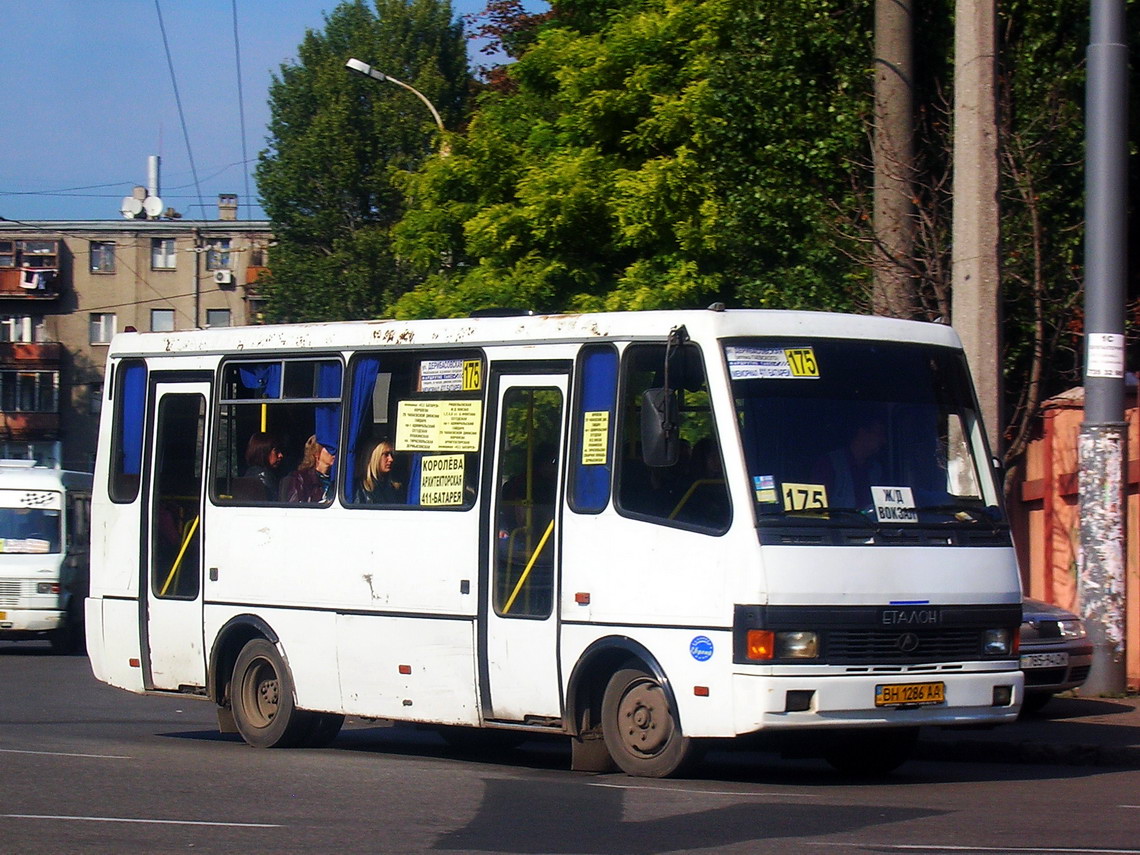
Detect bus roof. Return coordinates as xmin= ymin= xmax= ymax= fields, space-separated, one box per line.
xmin=106 ymin=308 xmax=964 ymax=359
xmin=0 ymin=463 xmax=93 ymax=491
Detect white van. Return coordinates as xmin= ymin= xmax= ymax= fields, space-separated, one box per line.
xmin=0 ymin=461 xmax=92 ymax=652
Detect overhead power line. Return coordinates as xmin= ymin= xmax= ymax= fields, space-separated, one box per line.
xmin=155 ymin=0 xmax=208 ymax=225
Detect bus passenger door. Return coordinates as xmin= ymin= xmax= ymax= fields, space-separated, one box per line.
xmin=482 ymin=370 xmax=568 ymax=722
xmin=144 ymin=381 xmax=209 ymax=691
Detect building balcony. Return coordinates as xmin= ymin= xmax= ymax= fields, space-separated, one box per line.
xmin=0 ymin=411 xmax=60 ymax=441
xmin=0 ymin=341 xmax=63 ymax=369
xmin=0 ymin=267 xmax=60 ymax=300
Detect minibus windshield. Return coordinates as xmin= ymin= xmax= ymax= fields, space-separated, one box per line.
xmin=726 ymin=338 xmax=1005 ymax=530
xmin=0 ymin=491 xmax=62 ymax=553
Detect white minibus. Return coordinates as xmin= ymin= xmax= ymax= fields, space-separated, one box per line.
xmin=0 ymin=461 xmax=92 ymax=652
xmin=85 ymin=308 xmax=1023 ymax=776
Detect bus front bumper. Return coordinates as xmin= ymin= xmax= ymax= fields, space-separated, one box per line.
xmin=731 ymin=669 xmax=1024 ymax=734
xmin=0 ymin=608 xmax=65 ymax=635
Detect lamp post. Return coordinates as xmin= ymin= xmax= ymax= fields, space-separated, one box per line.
xmin=345 ymin=58 xmax=445 ymax=138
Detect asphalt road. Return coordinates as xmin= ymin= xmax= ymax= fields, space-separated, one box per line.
xmin=2 ymin=640 xmax=1139 ymax=855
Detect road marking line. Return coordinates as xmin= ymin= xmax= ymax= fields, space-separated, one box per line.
xmin=0 ymin=748 xmax=131 ymax=760
xmin=590 ymin=781 xmax=820 ymax=798
xmin=3 ymin=814 xmax=281 ymax=829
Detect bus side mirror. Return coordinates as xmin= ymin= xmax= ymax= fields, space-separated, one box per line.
xmin=641 ymin=387 xmax=679 ymax=467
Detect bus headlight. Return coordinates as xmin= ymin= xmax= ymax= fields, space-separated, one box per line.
xmin=983 ymin=628 xmax=1012 ymax=656
xmin=776 ymin=631 xmax=819 ymax=659
xmin=36 ymin=582 xmax=61 ymax=595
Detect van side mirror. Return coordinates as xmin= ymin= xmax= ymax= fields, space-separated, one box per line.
xmin=641 ymin=387 xmax=679 ymax=467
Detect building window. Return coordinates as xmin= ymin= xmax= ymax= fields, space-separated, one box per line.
xmin=0 ymin=370 xmax=59 ymax=413
xmin=90 ymin=313 xmax=116 ymax=344
xmin=206 ymin=309 xmax=231 ymax=328
xmin=0 ymin=315 xmax=44 ymax=343
xmin=151 ymin=238 xmax=177 ymax=270
xmin=90 ymin=241 xmax=116 ymax=273
xmin=151 ymin=309 xmax=175 ymax=332
xmin=206 ymin=239 xmax=231 ymax=271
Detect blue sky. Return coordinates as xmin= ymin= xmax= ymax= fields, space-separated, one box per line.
xmin=0 ymin=0 xmax=495 ymax=223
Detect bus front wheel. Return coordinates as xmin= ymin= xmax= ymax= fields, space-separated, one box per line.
xmin=231 ymin=638 xmax=310 ymax=748
xmin=601 ymin=665 xmax=695 ymax=778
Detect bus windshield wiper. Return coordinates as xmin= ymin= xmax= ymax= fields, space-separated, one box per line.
xmin=914 ymin=503 xmax=1002 ymax=528
xmin=757 ymin=506 xmax=878 ymax=528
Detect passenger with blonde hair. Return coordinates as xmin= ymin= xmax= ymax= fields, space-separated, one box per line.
xmin=356 ymin=439 xmax=403 ymax=504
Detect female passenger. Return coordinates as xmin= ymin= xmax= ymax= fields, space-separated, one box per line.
xmin=356 ymin=439 xmax=404 ymax=504
xmin=280 ymin=435 xmax=336 ymax=503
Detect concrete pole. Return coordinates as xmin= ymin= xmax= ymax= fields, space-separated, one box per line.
xmin=951 ymin=0 xmax=1002 ymax=453
xmin=872 ymin=0 xmax=918 ymax=319
xmin=1078 ymin=0 xmax=1128 ymax=696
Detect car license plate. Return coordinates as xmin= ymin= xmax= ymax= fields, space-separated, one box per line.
xmin=1020 ymin=652 xmax=1068 ymax=669
xmin=875 ymin=681 xmax=945 ymax=707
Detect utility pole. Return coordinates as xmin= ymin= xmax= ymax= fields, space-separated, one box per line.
xmin=1078 ymin=0 xmax=1128 ymax=696
xmin=951 ymin=0 xmax=1002 ymax=453
xmin=872 ymin=0 xmax=918 ymax=319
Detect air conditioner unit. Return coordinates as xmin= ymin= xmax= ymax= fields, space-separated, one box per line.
xmin=213 ymin=269 xmax=234 ymax=285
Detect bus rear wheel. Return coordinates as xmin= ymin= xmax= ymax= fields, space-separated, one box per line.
xmin=231 ymin=638 xmax=311 ymax=748
xmin=601 ymin=666 xmax=695 ymax=778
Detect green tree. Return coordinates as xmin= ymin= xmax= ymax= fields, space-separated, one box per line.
xmin=996 ymin=0 xmax=1089 ymax=464
xmin=391 ymin=0 xmax=872 ymax=318
xmin=256 ymin=0 xmax=470 ymax=322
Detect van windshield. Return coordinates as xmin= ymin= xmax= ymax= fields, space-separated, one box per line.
xmin=0 ymin=490 xmax=62 ymax=554
xmin=725 ymin=338 xmax=1005 ymax=532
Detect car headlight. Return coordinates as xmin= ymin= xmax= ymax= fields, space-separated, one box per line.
xmin=1057 ymin=618 xmax=1087 ymax=639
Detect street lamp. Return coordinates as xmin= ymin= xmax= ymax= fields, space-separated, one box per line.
xmin=345 ymin=58 xmax=445 ymax=136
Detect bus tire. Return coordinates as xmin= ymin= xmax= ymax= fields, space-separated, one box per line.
xmin=231 ymin=638 xmax=311 ymax=748
xmin=300 ymin=713 xmax=345 ymax=748
xmin=601 ymin=665 xmax=695 ymax=778
xmin=48 ymin=604 xmax=84 ymax=655
xmin=823 ymin=727 xmax=918 ymax=776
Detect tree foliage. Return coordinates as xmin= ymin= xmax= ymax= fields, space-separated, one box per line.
xmin=256 ymin=0 xmax=470 ymax=322
xmin=391 ymin=0 xmax=873 ymax=318
xmin=996 ymin=0 xmax=1090 ymax=461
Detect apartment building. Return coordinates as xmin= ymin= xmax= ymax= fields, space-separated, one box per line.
xmin=0 ymin=196 xmax=272 ymax=470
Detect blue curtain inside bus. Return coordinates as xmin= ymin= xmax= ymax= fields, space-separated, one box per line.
xmin=120 ymin=362 xmax=147 ymax=476
xmin=237 ymin=364 xmax=282 ymax=398
xmin=346 ymin=358 xmax=380 ymax=495
xmin=574 ymin=347 xmax=617 ymax=512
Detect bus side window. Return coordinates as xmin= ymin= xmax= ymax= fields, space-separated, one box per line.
xmin=213 ymin=358 xmax=343 ymax=505
xmin=616 ymin=343 xmax=730 ymax=532
xmin=570 ymin=345 xmax=617 ymax=514
xmin=110 ymin=360 xmax=147 ymax=503
xmin=345 ymin=352 xmax=483 ymax=510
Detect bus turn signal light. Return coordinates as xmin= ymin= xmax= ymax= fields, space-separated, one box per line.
xmin=746 ymin=630 xmax=775 ymax=660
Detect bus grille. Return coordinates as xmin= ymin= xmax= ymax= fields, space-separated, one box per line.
xmin=0 ymin=580 xmax=25 ymax=606
xmin=826 ymin=628 xmax=981 ymax=663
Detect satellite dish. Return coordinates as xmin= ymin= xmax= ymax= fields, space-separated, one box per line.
xmin=143 ymin=195 xmax=164 ymax=218
xmin=121 ymin=196 xmax=144 ymax=218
